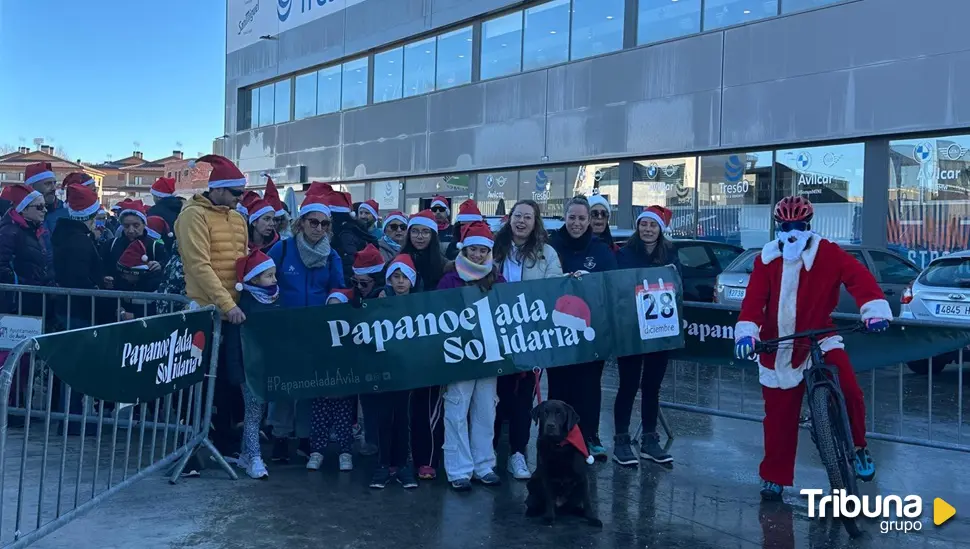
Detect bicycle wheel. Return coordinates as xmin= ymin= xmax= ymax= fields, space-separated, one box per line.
xmin=809 ymin=384 xmax=863 ymax=538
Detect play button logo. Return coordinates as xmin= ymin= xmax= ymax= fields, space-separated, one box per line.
xmin=934 ymin=498 xmax=956 ymax=526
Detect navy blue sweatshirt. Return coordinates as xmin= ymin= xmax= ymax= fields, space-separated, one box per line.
xmin=548 ymin=226 xmax=617 ymax=274
xmin=616 ymin=238 xmax=682 ymax=275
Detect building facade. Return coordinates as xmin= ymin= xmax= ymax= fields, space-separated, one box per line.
xmin=0 ymin=147 xmax=105 ymax=197
xmin=224 ymin=0 xmax=970 ymax=268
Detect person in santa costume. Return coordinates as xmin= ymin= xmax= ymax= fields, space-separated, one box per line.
xmin=733 ymin=196 xmax=889 ymax=501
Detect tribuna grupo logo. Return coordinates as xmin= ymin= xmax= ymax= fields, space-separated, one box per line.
xmin=121 ymin=330 xmax=206 ymax=385
xmin=327 ymin=293 xmax=597 ymax=363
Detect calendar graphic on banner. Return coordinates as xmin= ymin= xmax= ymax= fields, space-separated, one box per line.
xmin=635 ymin=278 xmax=680 ymax=341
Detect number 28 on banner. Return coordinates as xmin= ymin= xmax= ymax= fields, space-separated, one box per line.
xmin=636 ymin=278 xmax=680 ymax=341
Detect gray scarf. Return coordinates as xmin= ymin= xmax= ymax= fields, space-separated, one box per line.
xmin=296 ymin=232 xmax=331 ymax=269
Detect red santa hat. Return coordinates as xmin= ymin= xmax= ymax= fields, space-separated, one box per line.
xmin=1 ymin=183 xmax=43 ymax=214
xmin=457 ymin=221 xmax=494 ymax=250
xmin=430 ymin=195 xmax=450 ymax=213
xmin=247 ymin=198 xmax=275 ymax=224
xmin=24 ymin=162 xmax=55 ymax=186
xmin=587 ymin=193 xmax=610 ymax=213
xmin=325 ymin=190 xmax=353 ymax=214
xmin=407 ymin=210 xmax=438 ymax=233
xmin=234 ymin=249 xmax=276 ymax=291
xmin=110 ymin=203 xmax=122 ymax=213
xmin=298 ymin=194 xmax=332 ymax=218
xmin=305 ymin=181 xmax=334 ymax=198
xmin=146 ymin=216 xmax=173 ymax=240
xmin=150 ymin=177 xmax=176 ymax=198
xmin=561 ymin=425 xmax=595 ymax=465
xmin=385 ymin=254 xmax=417 ymax=286
xmin=117 ymin=199 xmax=147 ymax=224
xmin=358 ymin=199 xmax=379 ymax=220
xmin=456 ymin=200 xmax=483 ymax=223
xmin=353 ymin=244 xmax=385 ymax=276
xmin=62 ymin=172 xmax=96 ymax=189
xmin=65 ymin=184 xmax=100 ymax=219
xmin=551 ymin=295 xmax=595 ymax=342
xmin=327 ymin=288 xmax=355 ymax=303
xmin=193 ymin=154 xmax=246 ymax=189
xmin=262 ymin=175 xmax=286 ymax=217
xmin=117 ymin=240 xmax=150 ymax=273
xmin=384 ymin=210 xmax=407 ymax=227
xmin=636 ymin=205 xmax=672 ymax=232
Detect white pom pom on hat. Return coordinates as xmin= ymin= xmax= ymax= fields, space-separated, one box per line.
xmin=140 ymin=255 xmax=148 ymax=262
xmin=585 ymin=455 xmax=595 ymax=465
xmin=583 ymin=327 xmax=595 ymax=342
xmin=235 ymin=282 xmax=244 ymax=291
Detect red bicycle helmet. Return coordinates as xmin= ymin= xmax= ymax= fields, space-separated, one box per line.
xmin=773 ymin=196 xmax=814 ymax=223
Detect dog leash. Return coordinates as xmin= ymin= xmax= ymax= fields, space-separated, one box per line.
xmin=533 ymin=367 xmax=543 ymax=404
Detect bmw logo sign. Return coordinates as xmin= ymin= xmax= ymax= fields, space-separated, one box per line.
xmin=646 ymin=164 xmax=658 ymax=179
xmin=485 ymin=175 xmax=494 ymax=188
xmin=724 ymin=155 xmax=744 ymax=183
xmin=913 ymin=142 xmax=934 ymax=163
xmin=795 ymin=152 xmax=812 ymax=170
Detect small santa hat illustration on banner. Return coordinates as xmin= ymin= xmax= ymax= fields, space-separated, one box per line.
xmin=191 ymin=331 xmax=206 ymax=363
xmin=561 ymin=425 xmax=595 ymax=465
xmin=551 ymin=295 xmax=595 ymax=342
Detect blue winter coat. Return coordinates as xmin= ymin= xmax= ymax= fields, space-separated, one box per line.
xmin=548 ymin=226 xmax=617 ymax=274
xmin=267 ymin=237 xmax=345 ymax=309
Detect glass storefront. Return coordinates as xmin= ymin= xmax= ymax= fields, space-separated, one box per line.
xmin=697 ymin=151 xmax=772 ymax=247
xmin=889 ymin=134 xmax=970 ymax=268
xmin=523 ymin=167 xmax=568 ymax=217
xmin=633 ymin=157 xmax=696 ymax=238
xmin=477 ymin=170 xmax=517 ymax=216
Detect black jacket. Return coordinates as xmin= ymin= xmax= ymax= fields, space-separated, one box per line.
xmin=52 ymin=218 xmax=112 ymax=325
xmin=334 ymin=219 xmax=377 ymax=282
xmin=101 ymin=233 xmax=168 ymax=294
xmin=0 ymin=211 xmax=53 ymax=315
xmin=147 ymin=196 xmax=185 ymax=232
xmin=616 ymin=238 xmax=682 ymax=275
xmin=548 ymin=226 xmax=617 ymax=274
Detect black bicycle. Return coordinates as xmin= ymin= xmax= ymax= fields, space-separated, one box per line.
xmin=755 ymin=325 xmax=865 ymax=538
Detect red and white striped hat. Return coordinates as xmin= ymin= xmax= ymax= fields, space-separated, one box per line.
xmin=407 ymin=210 xmax=437 ymax=232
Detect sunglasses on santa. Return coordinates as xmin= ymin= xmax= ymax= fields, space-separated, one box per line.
xmin=777 ymin=221 xmax=809 ymax=233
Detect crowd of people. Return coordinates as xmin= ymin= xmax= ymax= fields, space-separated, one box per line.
xmin=0 ymin=154 xmax=891 ymax=501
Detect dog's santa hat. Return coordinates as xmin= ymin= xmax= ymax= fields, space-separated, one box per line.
xmin=561 ymin=425 xmax=595 ymax=465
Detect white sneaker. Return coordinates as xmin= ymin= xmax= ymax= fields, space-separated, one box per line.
xmin=246 ymin=456 xmax=269 ymax=479
xmin=306 ymin=452 xmax=324 ymax=471
xmin=507 ymin=452 xmax=531 ymax=480
xmin=339 ymin=452 xmax=353 ymax=472
xmin=235 ymin=454 xmax=251 ymax=470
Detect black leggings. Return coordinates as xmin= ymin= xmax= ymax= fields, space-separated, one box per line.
xmin=494 ymin=373 xmax=536 ymax=455
xmin=372 ymin=390 xmax=411 ymax=468
xmin=546 ymin=361 xmax=604 ymax=441
xmin=614 ymin=352 xmax=669 ymax=436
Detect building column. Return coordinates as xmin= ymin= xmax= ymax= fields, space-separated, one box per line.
xmin=862 ymin=138 xmax=889 ymax=248
xmin=617 ymin=159 xmax=634 ymax=229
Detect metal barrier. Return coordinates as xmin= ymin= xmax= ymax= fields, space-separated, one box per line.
xmin=0 ymin=288 xmax=236 ymax=548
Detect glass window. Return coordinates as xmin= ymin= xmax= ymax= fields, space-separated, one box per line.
xmin=436 ymin=27 xmax=473 ymax=90
xmin=678 ymin=244 xmax=716 ymax=271
xmin=888 ymin=134 xmax=970 ymax=269
xmin=477 ymin=171 xmax=517 ymax=216
xmin=848 ymin=250 xmax=868 ymax=269
xmin=274 ymin=79 xmax=291 ymax=124
xmin=317 ymin=65 xmax=342 ymax=114
xmin=294 ymin=72 xmax=317 ymax=120
xmin=918 ymin=256 xmax=970 ymax=287
xmin=404 ymin=37 xmax=436 ymax=97
xmin=776 ymin=143 xmax=863 ymax=244
xmin=704 ymin=0 xmax=779 ymax=31
xmin=570 ymin=0 xmax=624 ymax=61
xmin=698 ymin=151 xmax=772 ymax=248
xmin=634 ymin=157 xmax=696 ymax=238
xmin=481 ymin=11 xmax=523 ymax=81
xmin=374 ymin=47 xmax=404 ymax=103
xmin=870 ymin=251 xmax=920 ymax=285
xmin=523 ymin=0 xmax=570 ymax=71
xmin=781 ymin=0 xmax=843 ymax=14
xmin=242 ymin=87 xmax=258 ymax=130
xmin=638 ymin=0 xmax=701 ymax=45
xmin=257 ymin=83 xmax=275 ymax=127
xmin=521 ymin=167 xmax=567 ymax=217
xmin=710 ymin=244 xmax=743 ymax=269
xmin=342 ymin=57 xmax=369 ymax=110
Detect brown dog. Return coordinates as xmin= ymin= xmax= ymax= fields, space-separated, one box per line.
xmin=525 ymin=400 xmax=602 ymax=527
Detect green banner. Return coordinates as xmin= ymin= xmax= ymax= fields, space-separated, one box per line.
xmin=242 ymin=267 xmax=685 ymax=401
xmin=673 ymin=303 xmax=970 ymax=371
xmin=33 ymin=309 xmax=215 ymax=403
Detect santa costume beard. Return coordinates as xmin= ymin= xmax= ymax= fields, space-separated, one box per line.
xmin=777 ymin=230 xmax=812 ymax=262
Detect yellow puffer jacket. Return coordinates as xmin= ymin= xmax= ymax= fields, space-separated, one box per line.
xmin=174 ymin=194 xmax=249 ymax=314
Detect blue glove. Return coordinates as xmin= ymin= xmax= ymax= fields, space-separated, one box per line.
xmin=865 ymin=318 xmax=889 ymax=333
xmin=734 ymin=336 xmax=757 ymax=360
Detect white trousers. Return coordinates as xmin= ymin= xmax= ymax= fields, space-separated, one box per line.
xmin=442 ymin=377 xmax=498 ymax=481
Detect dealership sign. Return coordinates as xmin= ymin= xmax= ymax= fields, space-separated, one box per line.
xmin=228 ymin=0 xmax=367 ymax=53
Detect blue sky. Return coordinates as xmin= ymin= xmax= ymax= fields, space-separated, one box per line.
xmin=0 ymin=0 xmax=226 ymax=164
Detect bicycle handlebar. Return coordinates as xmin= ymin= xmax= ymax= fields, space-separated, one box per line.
xmin=753 ymin=324 xmax=866 ymax=354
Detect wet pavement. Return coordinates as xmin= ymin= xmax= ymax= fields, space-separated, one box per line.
xmin=16 ymin=363 xmax=970 ymax=548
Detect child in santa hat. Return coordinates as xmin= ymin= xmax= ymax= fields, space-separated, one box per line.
xmin=234 ymin=249 xmax=279 ymax=479
xmin=436 ymin=222 xmax=506 ymax=491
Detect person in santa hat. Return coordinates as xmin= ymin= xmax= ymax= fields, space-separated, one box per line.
xmin=443 ymin=199 xmax=483 ymax=261
xmin=24 ymin=162 xmax=65 ymax=251
xmin=51 ymin=184 xmax=111 ymax=328
xmin=147 ymin=176 xmax=184 ymax=231
xmin=428 ymin=195 xmax=454 ymax=250
xmin=436 ymin=221 xmax=506 ymax=491
xmin=547 ymin=196 xmax=617 ymax=461
xmin=245 ymin=198 xmax=280 ymax=254
xmin=356 ymin=199 xmax=383 ymax=241
xmin=733 ymin=196 xmax=889 ymax=501
xmin=145 ymin=215 xmax=175 ymax=255
xmin=350 ymin=243 xmax=385 ymax=299
xmin=376 ymin=210 xmax=407 ymax=263
xmin=101 ymin=200 xmax=167 ymax=296
xmin=326 ymin=188 xmax=377 ymax=285
xmin=233 ymin=248 xmax=280 ymax=479
xmin=0 ymin=183 xmax=54 ymax=315
xmin=612 ymin=205 xmax=682 ymax=467
xmin=587 ymin=193 xmax=619 ymax=253
xmin=262 ymin=175 xmax=291 ymax=239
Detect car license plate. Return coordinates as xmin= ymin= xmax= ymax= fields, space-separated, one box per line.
xmin=935 ymin=303 xmax=970 ymax=317
xmin=727 ymin=288 xmax=746 ymax=300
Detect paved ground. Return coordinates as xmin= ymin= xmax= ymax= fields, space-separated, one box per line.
xmin=6 ymin=363 xmax=970 ymax=548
